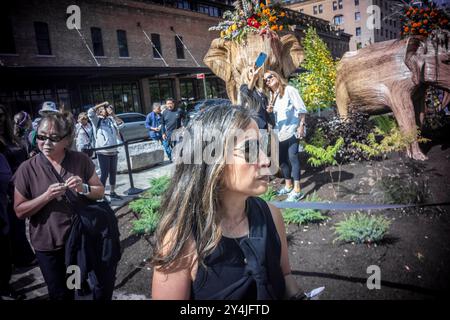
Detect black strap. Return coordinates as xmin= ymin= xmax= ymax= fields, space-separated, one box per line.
xmin=41 ymin=154 xmax=79 ymax=208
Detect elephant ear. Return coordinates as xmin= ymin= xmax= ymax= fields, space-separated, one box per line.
xmin=280 ymin=34 xmax=304 ymax=78
xmin=404 ymin=36 xmax=426 ymax=86
xmin=203 ymin=38 xmax=232 ymax=82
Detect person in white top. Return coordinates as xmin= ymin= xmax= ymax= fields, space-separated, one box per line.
xmin=264 ymin=70 xmax=307 ymax=202
xmin=75 ymin=112 xmax=94 ymax=157
xmin=88 ymin=102 xmax=124 ymax=200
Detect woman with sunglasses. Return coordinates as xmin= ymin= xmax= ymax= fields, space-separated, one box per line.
xmin=152 ymin=103 xmax=304 ymax=300
xmin=263 ymin=70 xmax=307 ymax=202
xmin=13 ymin=112 xmax=104 ymax=300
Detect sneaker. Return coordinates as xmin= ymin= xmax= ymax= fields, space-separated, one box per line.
xmin=109 ymin=192 xmax=123 ymax=200
xmin=277 ymin=186 xmax=293 ymax=196
xmin=285 ymin=190 xmax=306 ymax=202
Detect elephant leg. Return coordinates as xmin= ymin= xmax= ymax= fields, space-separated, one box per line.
xmin=442 ymin=90 xmax=450 ymax=111
xmin=390 ymin=91 xmax=428 ymax=161
xmin=412 ymin=85 xmax=426 ymax=128
xmin=336 ymin=84 xmax=350 ymax=119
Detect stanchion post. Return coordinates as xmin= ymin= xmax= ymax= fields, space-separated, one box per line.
xmin=124 ymin=140 xmax=144 ymax=196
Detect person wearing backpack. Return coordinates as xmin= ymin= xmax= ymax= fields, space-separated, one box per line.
xmin=88 ymin=102 xmax=124 ymax=200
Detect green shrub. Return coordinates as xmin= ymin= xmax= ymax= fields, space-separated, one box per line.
xmin=147 ymin=176 xmax=171 ymax=197
xmin=260 ymin=186 xmax=277 ymax=202
xmin=129 ymin=176 xmax=170 ymax=235
xmin=333 ymin=212 xmax=391 ymax=244
xmin=129 ymin=197 xmax=161 ymax=234
xmin=371 ymin=115 xmax=396 ymax=135
xmin=378 ymin=175 xmax=430 ymax=204
xmin=282 ymin=193 xmax=328 ymax=225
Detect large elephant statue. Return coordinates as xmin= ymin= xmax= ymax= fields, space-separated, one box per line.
xmin=204 ymin=32 xmax=304 ymax=104
xmin=336 ymin=29 xmax=450 ymax=161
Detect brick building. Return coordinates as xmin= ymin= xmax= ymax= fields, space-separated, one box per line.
xmin=0 ymin=0 xmax=233 ymax=116
xmin=0 ymin=0 xmax=351 ymax=117
xmin=283 ymin=0 xmax=403 ymax=51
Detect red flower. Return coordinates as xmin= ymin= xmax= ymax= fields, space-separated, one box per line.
xmin=247 ymin=16 xmax=261 ymax=28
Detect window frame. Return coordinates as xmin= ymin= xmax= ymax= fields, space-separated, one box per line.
xmin=117 ymin=29 xmax=129 ymax=57
xmin=34 ymin=21 xmax=52 ymax=56
xmin=91 ymin=27 xmax=105 ymax=57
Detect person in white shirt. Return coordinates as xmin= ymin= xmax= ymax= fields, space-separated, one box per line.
xmin=264 ymin=70 xmax=307 ymax=202
xmin=88 ymin=102 xmax=124 ymax=200
xmin=75 ymin=112 xmax=94 ymax=157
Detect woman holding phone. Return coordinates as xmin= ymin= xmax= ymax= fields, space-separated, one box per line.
xmin=264 ymin=70 xmax=307 ymax=202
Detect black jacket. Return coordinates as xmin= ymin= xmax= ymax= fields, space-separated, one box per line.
xmin=64 ymin=195 xmax=121 ymax=300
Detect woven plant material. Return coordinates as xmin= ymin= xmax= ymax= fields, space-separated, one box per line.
xmin=335 ymin=29 xmax=450 ymax=161
xmin=204 ymin=31 xmax=303 ymax=104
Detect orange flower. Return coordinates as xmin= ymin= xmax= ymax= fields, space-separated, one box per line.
xmin=404 ymin=26 xmax=409 ymax=32
xmin=260 ymin=3 xmax=265 ymax=8
xmin=423 ymin=19 xmax=428 ymax=25
xmin=280 ymin=12 xmax=286 ymax=17
xmin=270 ymin=25 xmax=278 ymax=31
xmin=424 ymin=13 xmax=428 ymax=18
xmin=416 ymin=22 xmax=422 ymax=27
xmin=269 ymin=16 xmax=277 ymax=23
xmin=419 ymin=29 xmax=425 ymax=33
xmin=279 ymin=25 xmax=283 ymax=31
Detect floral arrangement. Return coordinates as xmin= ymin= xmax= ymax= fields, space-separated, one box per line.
xmin=209 ymin=0 xmax=292 ymax=42
xmin=400 ymin=0 xmax=449 ymax=38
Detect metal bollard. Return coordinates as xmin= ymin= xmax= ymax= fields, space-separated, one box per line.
xmin=123 ymin=140 xmax=144 ymax=196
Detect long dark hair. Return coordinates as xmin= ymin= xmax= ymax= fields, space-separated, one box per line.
xmin=0 ymin=104 xmax=19 ymax=146
xmin=152 ymin=103 xmax=254 ymax=271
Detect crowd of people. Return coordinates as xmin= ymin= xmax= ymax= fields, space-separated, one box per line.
xmin=1 ymin=65 xmax=310 ymax=300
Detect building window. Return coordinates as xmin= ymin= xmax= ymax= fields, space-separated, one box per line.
xmin=389 ymin=19 xmax=392 ymax=26
xmin=0 ymin=15 xmax=16 ymax=54
xmin=117 ymin=30 xmax=129 ymax=57
xmin=394 ymin=33 xmax=397 ymax=38
xmin=333 ymin=15 xmax=344 ymax=25
xmin=381 ymin=27 xmax=384 ymax=37
xmin=176 ymin=1 xmax=190 ymax=9
xmin=385 ymin=29 xmax=388 ymax=37
xmin=91 ymin=27 xmax=104 ymax=57
xmin=210 ymin=7 xmax=219 ymax=17
xmin=390 ymin=31 xmax=393 ymax=38
xmin=356 ymin=27 xmax=361 ymax=36
xmin=333 ymin=1 xmax=337 ymax=10
xmin=149 ymin=79 xmax=174 ymax=104
xmin=356 ymin=42 xmax=362 ymax=49
xmin=175 ymin=36 xmax=185 ymax=59
xmin=355 ymin=0 xmax=359 ymax=5
xmin=34 ymin=22 xmax=52 ymax=55
xmin=338 ymin=0 xmax=343 ymax=9
xmin=394 ymin=20 xmax=397 ymax=28
xmin=151 ymin=33 xmax=162 ymax=58
xmin=313 ymin=6 xmax=318 ymax=15
xmin=319 ymin=4 xmax=323 ymax=13
xmin=355 ymin=12 xmax=361 ymax=21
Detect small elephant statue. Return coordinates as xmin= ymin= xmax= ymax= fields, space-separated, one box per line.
xmin=336 ymin=29 xmax=450 ymax=161
xmin=203 ymin=32 xmax=304 ymax=104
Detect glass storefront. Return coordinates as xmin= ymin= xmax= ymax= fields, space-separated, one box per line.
xmin=0 ymin=86 xmax=72 ymax=118
xmin=79 ymin=81 xmax=141 ymax=114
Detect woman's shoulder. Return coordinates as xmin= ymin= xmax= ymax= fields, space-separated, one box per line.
xmin=250 ymin=196 xmax=283 ymax=227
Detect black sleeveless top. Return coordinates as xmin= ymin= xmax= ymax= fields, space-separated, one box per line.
xmin=191 ymin=197 xmax=286 ymax=300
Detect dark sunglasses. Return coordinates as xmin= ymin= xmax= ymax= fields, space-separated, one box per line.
xmin=264 ymin=74 xmax=274 ymax=83
xmin=36 ymin=133 xmax=68 ymax=143
xmin=234 ymin=139 xmax=267 ymax=163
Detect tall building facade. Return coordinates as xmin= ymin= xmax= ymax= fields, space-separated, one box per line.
xmin=0 ymin=0 xmax=232 ymax=117
xmin=284 ymin=0 xmax=403 ymax=51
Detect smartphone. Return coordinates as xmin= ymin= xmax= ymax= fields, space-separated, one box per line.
xmin=254 ymin=52 xmax=267 ymax=68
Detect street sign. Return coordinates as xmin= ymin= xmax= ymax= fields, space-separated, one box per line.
xmin=196 ymin=73 xmax=205 ymax=79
